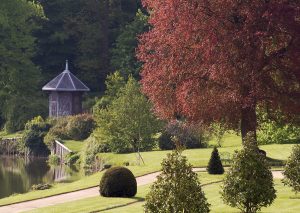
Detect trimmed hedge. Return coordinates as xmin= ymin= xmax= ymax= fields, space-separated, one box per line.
xmin=99 ymin=167 xmax=137 ymax=197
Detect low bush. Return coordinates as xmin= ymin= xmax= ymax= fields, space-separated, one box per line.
xmin=207 ymin=147 xmax=224 ymax=174
xmin=158 ymin=121 xmax=208 ymax=150
xmin=221 ymin=133 xmax=276 ymax=213
xmin=81 ymin=135 xmax=110 ymax=169
xmin=48 ymin=154 xmax=60 ymax=165
xmin=66 ymin=114 xmax=95 ymax=140
xmin=44 ymin=131 xmax=59 ymax=150
xmin=257 ymin=110 xmax=300 ymax=145
xmin=158 ymin=131 xmax=176 ymax=150
xmin=99 ymin=167 xmax=137 ymax=197
xmin=46 ymin=117 xmax=69 ymax=139
xmin=21 ymin=116 xmax=51 ymax=156
xmin=31 ymin=183 xmax=52 ymax=191
xmin=144 ymin=150 xmax=210 ymax=213
xmin=283 ymin=145 xmax=300 ymax=193
xmin=65 ymin=152 xmax=80 ymax=165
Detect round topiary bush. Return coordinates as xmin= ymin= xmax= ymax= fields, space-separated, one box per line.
xmin=99 ymin=167 xmax=137 ymax=197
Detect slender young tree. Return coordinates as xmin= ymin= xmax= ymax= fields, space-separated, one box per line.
xmin=137 ymin=0 xmax=300 ymax=144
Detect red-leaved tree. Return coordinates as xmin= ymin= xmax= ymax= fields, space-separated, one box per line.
xmin=137 ymin=0 xmax=300 ymax=143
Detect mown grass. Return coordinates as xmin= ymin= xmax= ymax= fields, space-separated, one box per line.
xmin=111 ymin=180 xmax=300 ymax=213
xmin=0 ymin=133 xmax=295 ymax=206
xmin=0 ymin=131 xmax=23 ymax=139
xmin=25 ymin=176 xmax=300 ymax=213
xmin=62 ymin=140 xmax=84 ymax=153
xmin=25 ymin=173 xmax=224 ymax=213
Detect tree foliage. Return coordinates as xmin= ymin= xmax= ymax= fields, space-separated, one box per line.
xmin=137 ymin=0 xmax=300 ymax=142
xmin=35 ymin=0 xmax=141 ymax=92
xmin=0 ymin=0 xmax=45 ymax=132
xmin=93 ymin=72 xmax=126 ymax=110
xmin=22 ymin=116 xmax=51 ymax=156
xmin=257 ymin=110 xmax=300 ymax=145
xmin=111 ymin=9 xmax=148 ymax=79
xmin=221 ymin=134 xmax=276 ymax=213
xmin=93 ymin=77 xmax=162 ymax=153
xmin=283 ymin=145 xmax=300 ymax=193
xmin=144 ymin=150 xmax=210 ymax=213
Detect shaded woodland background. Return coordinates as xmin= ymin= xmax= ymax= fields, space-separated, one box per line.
xmin=0 ymin=0 xmax=147 ymax=132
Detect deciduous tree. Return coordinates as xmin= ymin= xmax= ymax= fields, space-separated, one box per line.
xmin=137 ymin=0 xmax=300 ymax=143
xmin=0 ymin=0 xmax=45 ymax=132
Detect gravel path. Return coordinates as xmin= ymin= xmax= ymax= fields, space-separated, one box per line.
xmin=0 ymin=169 xmax=283 ymax=213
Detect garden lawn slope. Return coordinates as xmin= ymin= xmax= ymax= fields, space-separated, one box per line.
xmin=0 ymin=134 xmax=295 ymax=206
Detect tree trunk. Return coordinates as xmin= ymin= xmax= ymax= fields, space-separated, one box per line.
xmin=241 ymin=105 xmax=257 ymax=145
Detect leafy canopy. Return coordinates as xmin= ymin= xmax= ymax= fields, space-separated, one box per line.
xmin=93 ymin=76 xmax=162 ymax=153
xmin=0 ymin=0 xmax=45 ymax=131
xmin=138 ymin=0 xmax=300 ymax=141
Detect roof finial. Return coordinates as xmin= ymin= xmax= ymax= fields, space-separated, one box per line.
xmin=65 ymin=60 xmax=69 ymax=71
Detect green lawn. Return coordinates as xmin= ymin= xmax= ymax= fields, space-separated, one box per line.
xmin=0 ymin=131 xmax=23 ymax=139
xmin=25 ymin=173 xmax=224 ymax=213
xmin=62 ymin=140 xmax=85 ymax=153
xmin=0 ymin=133 xmax=295 ymax=206
xmin=25 ymin=175 xmax=300 ymax=213
xmin=108 ymin=180 xmax=300 ymax=213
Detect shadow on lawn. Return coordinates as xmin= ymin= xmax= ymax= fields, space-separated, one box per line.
xmin=266 ymin=156 xmax=286 ymax=167
xmin=91 ymin=197 xmax=145 ymax=213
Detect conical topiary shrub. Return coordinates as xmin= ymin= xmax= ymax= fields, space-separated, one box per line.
xmin=207 ymin=147 xmax=224 ymax=174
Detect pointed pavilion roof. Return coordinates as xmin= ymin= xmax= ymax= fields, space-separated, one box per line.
xmin=42 ymin=61 xmax=90 ymax=92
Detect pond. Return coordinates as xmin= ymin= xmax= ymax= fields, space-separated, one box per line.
xmin=0 ymin=156 xmax=83 ymax=199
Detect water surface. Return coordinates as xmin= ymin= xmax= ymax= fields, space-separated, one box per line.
xmin=0 ymin=156 xmax=83 ymax=199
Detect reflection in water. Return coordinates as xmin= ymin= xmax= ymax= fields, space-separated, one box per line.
xmin=0 ymin=156 xmax=83 ymax=199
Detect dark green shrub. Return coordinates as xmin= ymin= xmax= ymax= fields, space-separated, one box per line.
xmin=144 ymin=151 xmax=210 ymax=212
xmin=283 ymin=145 xmax=300 ymax=193
xmin=31 ymin=183 xmax=52 ymax=190
xmin=158 ymin=131 xmax=176 ymax=150
xmin=44 ymin=130 xmax=60 ymax=150
xmin=3 ymin=97 xmax=47 ymax=133
xmin=207 ymin=147 xmax=224 ymax=174
xmin=65 ymin=152 xmax=80 ymax=165
xmin=99 ymin=167 xmax=137 ymax=197
xmin=66 ymin=114 xmax=95 ymax=140
xmin=221 ymin=134 xmax=276 ymax=213
xmin=81 ymin=135 xmax=111 ymax=169
xmin=103 ymin=164 xmax=112 ymax=169
xmin=257 ymin=110 xmax=300 ymax=145
xmin=48 ymin=154 xmax=60 ymax=165
xmin=159 ymin=121 xmax=208 ymax=150
xmin=47 ymin=117 xmax=69 ymax=139
xmin=22 ymin=116 xmax=51 ymax=156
